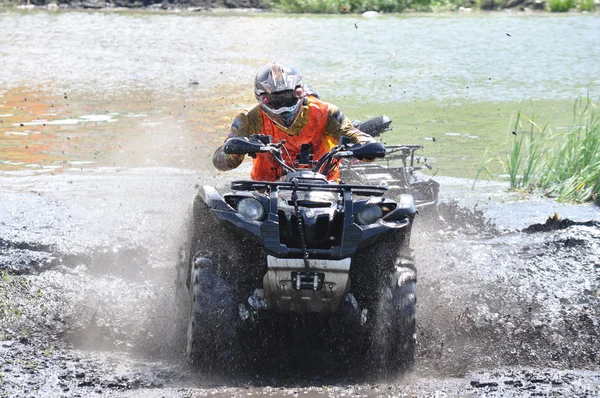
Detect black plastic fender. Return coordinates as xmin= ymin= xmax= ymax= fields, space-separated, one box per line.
xmin=197 ymin=185 xmax=233 ymax=212
xmin=196 ymin=185 xmax=263 ymax=239
xmin=384 ymin=194 xmax=417 ymax=220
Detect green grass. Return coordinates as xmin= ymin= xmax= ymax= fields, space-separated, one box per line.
xmin=270 ymin=0 xmax=436 ymax=13
xmin=268 ymin=0 xmax=598 ymax=12
xmin=0 ymin=271 xmax=26 ymax=324
xmin=500 ymin=96 xmax=600 ymax=202
xmin=549 ymin=0 xmax=575 ymax=11
xmin=503 ymin=112 xmax=548 ymax=189
xmin=577 ymin=0 xmax=596 ymax=11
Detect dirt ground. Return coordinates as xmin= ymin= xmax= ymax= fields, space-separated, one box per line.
xmin=1 ymin=171 xmax=599 ymax=397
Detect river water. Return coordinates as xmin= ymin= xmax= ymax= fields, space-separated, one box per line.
xmin=1 ymin=10 xmax=599 ymax=102
xmin=1 ymin=10 xmax=599 ymax=173
xmin=1 ymin=9 xmax=600 ymax=398
xmin=1 ymin=10 xmax=600 ymax=172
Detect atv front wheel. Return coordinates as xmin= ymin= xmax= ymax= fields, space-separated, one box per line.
xmin=369 ymin=257 xmax=417 ymax=377
xmin=186 ymin=256 xmax=241 ymax=373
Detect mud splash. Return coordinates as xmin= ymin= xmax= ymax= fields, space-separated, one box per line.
xmin=1 ymin=169 xmax=600 ymax=396
xmin=414 ymin=202 xmax=600 ymax=376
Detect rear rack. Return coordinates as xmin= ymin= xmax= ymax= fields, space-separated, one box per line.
xmin=383 ymin=145 xmax=424 ymax=166
xmin=231 ymin=180 xmax=387 ymax=197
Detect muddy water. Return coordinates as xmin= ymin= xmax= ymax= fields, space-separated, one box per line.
xmin=1 ymin=9 xmax=600 ymax=398
xmin=2 ymin=169 xmax=600 ymax=396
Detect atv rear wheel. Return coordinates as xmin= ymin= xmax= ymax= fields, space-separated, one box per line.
xmin=369 ymin=257 xmax=417 ymax=378
xmin=186 ymin=256 xmax=242 ymax=373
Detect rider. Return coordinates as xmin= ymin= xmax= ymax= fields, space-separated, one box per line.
xmin=212 ymin=62 xmax=375 ymax=181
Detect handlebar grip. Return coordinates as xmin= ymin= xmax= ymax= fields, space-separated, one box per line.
xmin=222 ymin=137 xmax=266 ymax=155
xmin=223 ymin=144 xmax=247 ymax=155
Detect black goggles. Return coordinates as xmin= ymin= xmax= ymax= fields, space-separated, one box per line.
xmin=260 ymin=90 xmax=299 ymax=109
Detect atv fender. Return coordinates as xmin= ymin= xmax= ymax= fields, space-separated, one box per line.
xmin=196 ymin=185 xmax=264 ymax=239
xmin=385 ymin=194 xmax=417 ymax=219
xmin=197 ymin=185 xmax=234 ymax=213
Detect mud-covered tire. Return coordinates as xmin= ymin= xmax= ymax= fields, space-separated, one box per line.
xmin=183 ymin=195 xmax=263 ymax=374
xmin=369 ymin=258 xmax=417 ymax=377
xmin=186 ymin=259 xmax=241 ymax=373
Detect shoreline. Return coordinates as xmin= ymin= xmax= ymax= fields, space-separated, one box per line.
xmin=1 ymin=2 xmax=599 ymax=13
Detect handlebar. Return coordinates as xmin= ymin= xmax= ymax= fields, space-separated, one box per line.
xmin=222 ymin=134 xmax=386 ymax=178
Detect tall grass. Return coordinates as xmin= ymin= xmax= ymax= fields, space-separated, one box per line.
xmin=505 ymin=112 xmax=548 ymax=189
xmin=503 ymin=96 xmax=600 ymax=202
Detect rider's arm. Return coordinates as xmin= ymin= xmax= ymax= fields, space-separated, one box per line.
xmin=324 ymin=104 xmax=375 ymax=145
xmin=212 ymin=107 xmax=262 ymax=171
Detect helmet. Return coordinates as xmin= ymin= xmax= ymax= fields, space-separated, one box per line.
xmin=254 ymin=62 xmax=304 ymax=129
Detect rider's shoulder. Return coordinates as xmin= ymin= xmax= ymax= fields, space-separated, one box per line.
xmin=306 ymin=95 xmax=331 ymax=111
xmin=234 ymin=105 xmax=262 ymax=122
xmin=230 ymin=105 xmax=263 ymax=134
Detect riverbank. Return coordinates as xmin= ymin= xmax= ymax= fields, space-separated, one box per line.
xmin=1 ymin=0 xmax=598 ymax=13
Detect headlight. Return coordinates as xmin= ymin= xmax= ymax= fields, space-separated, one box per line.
xmin=236 ymin=198 xmax=265 ymax=221
xmin=397 ymin=194 xmax=416 ymax=211
xmin=356 ymin=204 xmax=383 ymax=225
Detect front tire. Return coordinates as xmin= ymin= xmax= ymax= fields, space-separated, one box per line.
xmin=369 ymin=257 xmax=417 ymax=378
xmin=187 ymin=257 xmax=241 ymax=373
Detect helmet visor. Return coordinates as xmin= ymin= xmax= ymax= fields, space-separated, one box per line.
xmin=260 ymin=94 xmax=303 ymax=128
xmin=260 ymin=90 xmax=299 ymax=110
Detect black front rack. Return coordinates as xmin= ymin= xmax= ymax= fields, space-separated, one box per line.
xmin=231 ymin=180 xmax=388 ymax=197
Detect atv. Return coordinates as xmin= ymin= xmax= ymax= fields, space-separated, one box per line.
xmin=177 ymin=134 xmax=418 ymax=378
xmin=348 ymin=116 xmax=440 ymax=214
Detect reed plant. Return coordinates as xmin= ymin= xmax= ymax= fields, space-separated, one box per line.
xmin=504 ymin=112 xmax=547 ymax=189
xmin=502 ymin=96 xmax=600 ymax=202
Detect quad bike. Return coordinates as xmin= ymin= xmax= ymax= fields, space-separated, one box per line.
xmin=177 ymin=133 xmax=418 ymax=378
xmin=349 ymin=116 xmax=440 ymax=214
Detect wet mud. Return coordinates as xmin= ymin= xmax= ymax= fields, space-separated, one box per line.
xmin=1 ymin=170 xmax=600 ymax=397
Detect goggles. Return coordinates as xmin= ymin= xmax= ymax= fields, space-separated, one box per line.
xmin=259 ymin=90 xmax=301 ymax=110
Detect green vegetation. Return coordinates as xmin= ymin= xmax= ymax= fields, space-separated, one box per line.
xmin=577 ymin=0 xmax=596 ymax=11
xmin=549 ymin=0 xmax=574 ymax=11
xmin=545 ymin=0 xmax=595 ymax=11
xmin=0 ymin=270 xmax=32 ymax=329
xmin=268 ymin=0 xmax=599 ymax=12
xmin=270 ymin=0 xmax=436 ymax=13
xmin=498 ymin=96 xmax=599 ymax=202
xmin=1 ymin=0 xmax=597 ymax=12
xmin=341 ymin=97 xmax=599 ymax=203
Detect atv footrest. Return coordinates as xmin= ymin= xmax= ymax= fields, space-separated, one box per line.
xmin=291 ymin=272 xmax=324 ymax=291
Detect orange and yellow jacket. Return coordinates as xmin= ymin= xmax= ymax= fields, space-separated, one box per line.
xmin=213 ymin=96 xmax=373 ymax=181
